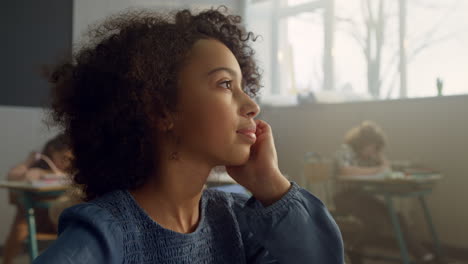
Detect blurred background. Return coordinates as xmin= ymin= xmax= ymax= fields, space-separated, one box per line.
xmin=1 ymin=0 xmax=467 ymax=263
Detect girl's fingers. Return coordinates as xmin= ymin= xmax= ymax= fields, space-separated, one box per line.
xmin=255 ymin=119 xmax=264 ymax=127
xmin=255 ymin=119 xmax=270 ymax=130
xmin=254 ymin=119 xmax=271 ymax=137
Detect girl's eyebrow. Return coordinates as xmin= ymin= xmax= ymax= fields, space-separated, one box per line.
xmin=207 ymin=67 xmax=238 ymax=78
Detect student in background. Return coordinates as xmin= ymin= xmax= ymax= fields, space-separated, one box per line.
xmin=7 ymin=134 xmax=71 ymax=182
xmin=333 ymin=121 xmax=434 ymax=263
xmin=3 ymin=134 xmax=72 ymax=264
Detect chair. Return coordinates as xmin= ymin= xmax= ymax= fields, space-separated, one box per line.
xmin=301 ymin=152 xmax=335 ymax=208
xmin=301 ymin=152 xmax=364 ymax=263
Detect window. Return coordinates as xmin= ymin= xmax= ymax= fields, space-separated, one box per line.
xmin=406 ymin=0 xmax=468 ymax=98
xmin=246 ymin=0 xmax=468 ymax=105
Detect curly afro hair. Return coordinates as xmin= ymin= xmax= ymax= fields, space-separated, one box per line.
xmin=345 ymin=121 xmax=387 ymax=153
xmin=46 ymin=6 xmax=262 ymax=201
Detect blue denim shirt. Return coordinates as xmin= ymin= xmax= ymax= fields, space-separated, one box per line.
xmin=34 ymin=182 xmax=344 ymax=263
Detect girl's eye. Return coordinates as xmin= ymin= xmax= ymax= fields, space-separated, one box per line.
xmin=219 ymin=80 xmax=232 ymax=90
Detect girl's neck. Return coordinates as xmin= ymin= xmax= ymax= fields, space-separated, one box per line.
xmin=130 ymin=158 xmax=212 ymax=234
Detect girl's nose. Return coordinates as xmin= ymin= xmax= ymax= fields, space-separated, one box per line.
xmin=240 ymin=95 xmax=260 ymax=119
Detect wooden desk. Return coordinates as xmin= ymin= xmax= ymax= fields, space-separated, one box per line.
xmin=338 ymin=174 xmax=443 ymax=264
xmin=0 ymin=181 xmax=69 ymax=262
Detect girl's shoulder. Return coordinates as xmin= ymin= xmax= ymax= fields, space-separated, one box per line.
xmin=38 ymin=194 xmax=125 ymax=264
xmin=58 ymin=190 xmax=135 ymax=231
xmin=202 ymin=187 xmax=251 ymax=210
xmin=57 ymin=199 xmax=122 ymax=241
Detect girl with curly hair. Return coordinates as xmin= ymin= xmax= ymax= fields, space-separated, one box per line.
xmin=333 ymin=121 xmax=434 ymax=263
xmin=4 ymin=134 xmax=72 ymax=264
xmin=34 ymin=7 xmax=343 ymax=264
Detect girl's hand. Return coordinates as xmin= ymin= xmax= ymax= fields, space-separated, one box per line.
xmin=36 ymin=153 xmax=62 ymax=174
xmin=226 ymin=119 xmax=290 ymax=206
xmin=25 ymin=151 xmax=40 ymax=166
xmin=378 ymin=153 xmax=391 ymax=170
xmin=24 ymin=168 xmax=47 ymax=182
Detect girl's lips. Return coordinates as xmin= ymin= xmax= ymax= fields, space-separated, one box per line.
xmin=237 ymin=128 xmax=257 ymax=143
xmin=236 ymin=127 xmax=256 ymax=134
xmin=238 ymin=132 xmax=257 ymax=144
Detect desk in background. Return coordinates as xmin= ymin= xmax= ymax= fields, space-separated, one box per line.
xmin=338 ymin=173 xmax=443 ymax=264
xmin=0 ymin=181 xmax=69 ymax=262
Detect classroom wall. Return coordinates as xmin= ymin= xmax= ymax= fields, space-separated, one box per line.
xmin=260 ymin=94 xmax=468 ymax=249
xmin=0 ymin=0 xmax=72 ymax=107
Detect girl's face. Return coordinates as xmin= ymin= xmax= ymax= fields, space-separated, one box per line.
xmin=172 ymin=39 xmax=260 ymax=166
xmin=359 ymin=144 xmax=379 ymax=160
xmin=51 ymin=149 xmax=73 ymax=171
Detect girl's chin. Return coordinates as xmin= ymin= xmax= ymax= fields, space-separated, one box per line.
xmin=223 ymin=158 xmax=245 ymax=167
xmin=220 ymin=145 xmax=251 ymax=165
xmin=226 ymin=153 xmax=250 ymax=166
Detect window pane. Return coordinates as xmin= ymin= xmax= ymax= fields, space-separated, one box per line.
xmin=334 ymin=0 xmax=368 ymax=99
xmin=407 ymin=0 xmax=468 ymax=97
xmin=278 ymin=12 xmax=324 ymax=96
xmin=281 ymin=0 xmax=318 ymax=7
xmin=245 ymin=0 xmax=274 ymax=96
xmin=334 ymin=0 xmax=400 ymax=100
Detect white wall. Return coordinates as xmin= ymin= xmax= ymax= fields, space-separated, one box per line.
xmin=260 ymin=95 xmax=468 ymax=249
xmin=0 ymin=106 xmax=60 ymax=241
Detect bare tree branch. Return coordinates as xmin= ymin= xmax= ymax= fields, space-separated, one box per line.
xmin=336 ymin=0 xmax=462 ymax=99
xmin=409 ymin=30 xmax=464 ymax=62
xmin=409 ymin=0 xmax=460 ymax=44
